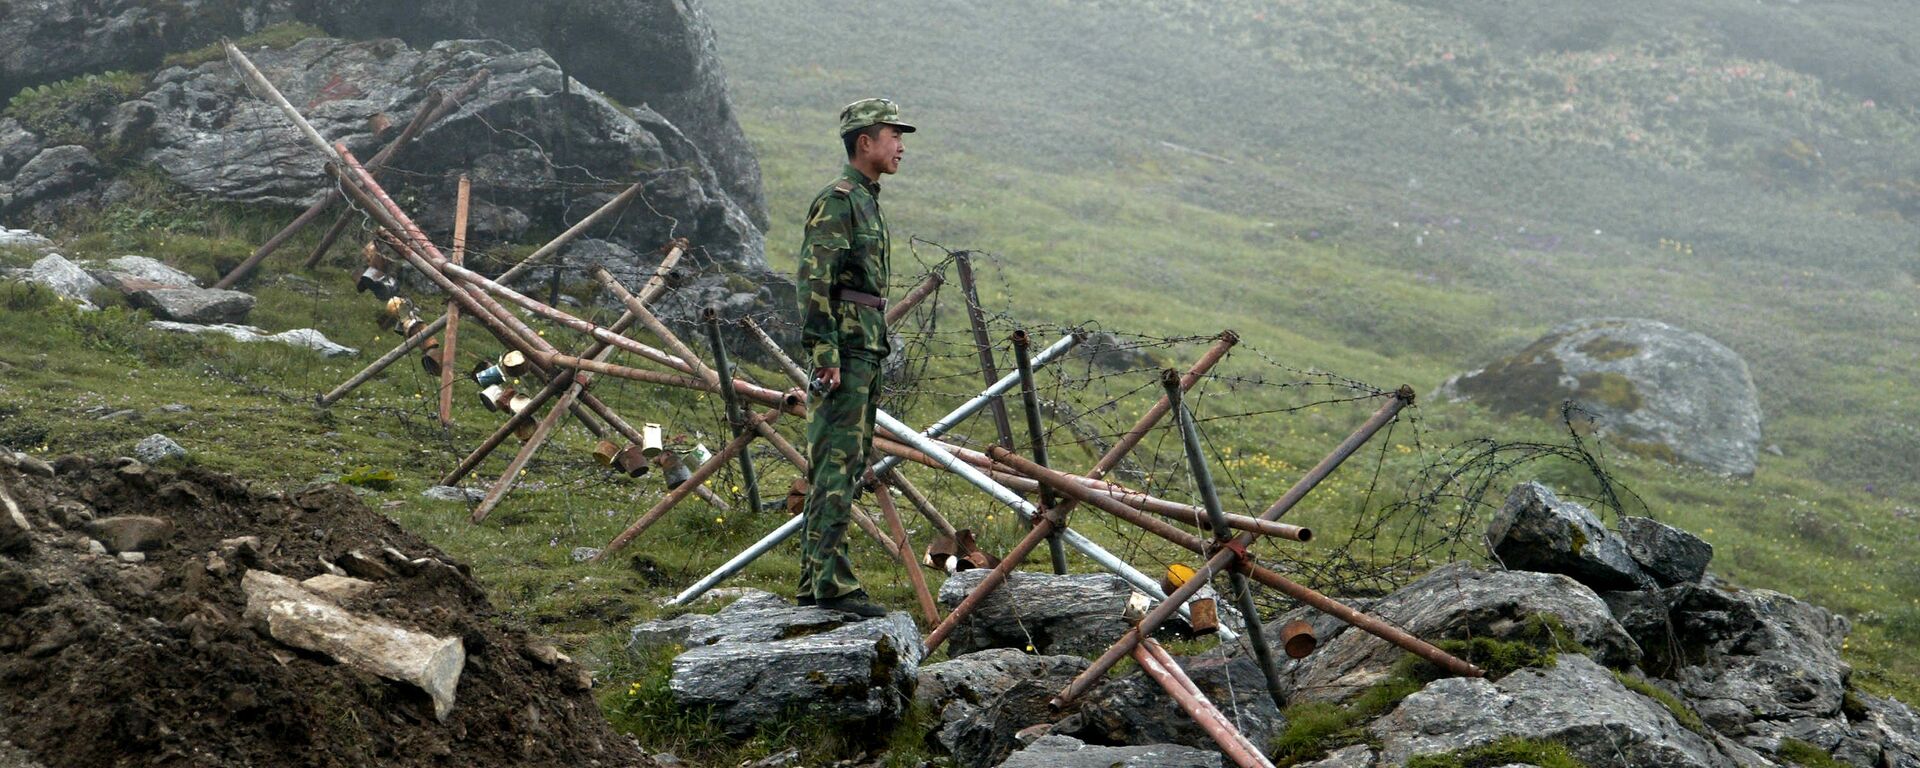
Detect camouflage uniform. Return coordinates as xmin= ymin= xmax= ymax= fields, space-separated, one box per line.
xmin=796 ymin=99 xmax=914 ymax=602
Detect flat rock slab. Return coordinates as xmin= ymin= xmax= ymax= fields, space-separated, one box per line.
xmin=90 ymin=256 xmax=200 ymax=290
xmin=130 ymin=286 xmax=255 ymax=324
xmin=147 ymin=321 xmax=358 ymax=357
xmin=936 ymin=570 xmax=1134 ymax=657
xmin=242 ymin=570 xmax=465 ymax=721
xmin=1490 ymin=482 xmax=1652 ymax=592
xmin=993 ymin=734 xmax=1221 ymax=768
xmin=630 ymin=592 xmax=922 ymax=737
xmin=1373 ymin=655 xmax=1733 ymax=768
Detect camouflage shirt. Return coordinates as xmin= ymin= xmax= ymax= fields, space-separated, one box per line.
xmin=797 ymin=163 xmax=892 ymax=369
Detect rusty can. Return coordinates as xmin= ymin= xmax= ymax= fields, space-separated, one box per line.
xmin=592 ymin=440 xmax=620 ymax=466
xmin=1187 ymin=596 xmax=1220 ymax=636
xmin=614 ymin=445 xmax=650 ymax=477
xmin=500 ymin=350 xmax=530 ymax=377
xmin=1280 ymin=619 xmax=1318 ymax=659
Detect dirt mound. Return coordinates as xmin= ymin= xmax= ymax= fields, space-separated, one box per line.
xmin=0 ymin=455 xmax=656 ymax=768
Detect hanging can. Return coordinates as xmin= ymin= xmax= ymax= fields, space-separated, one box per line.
xmin=642 ymin=423 xmax=664 ymax=457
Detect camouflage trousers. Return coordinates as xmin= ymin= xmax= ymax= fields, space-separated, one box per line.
xmin=798 ymin=352 xmax=882 ymax=600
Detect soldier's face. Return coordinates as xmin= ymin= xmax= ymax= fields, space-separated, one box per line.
xmin=862 ymin=126 xmax=905 ymax=175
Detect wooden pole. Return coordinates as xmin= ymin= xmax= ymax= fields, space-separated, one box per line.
xmin=438 ymin=174 xmax=470 ymax=427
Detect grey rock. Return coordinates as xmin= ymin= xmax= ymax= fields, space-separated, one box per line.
xmin=242 ymin=570 xmax=465 ymax=721
xmin=2 ymin=146 xmax=104 ymax=220
xmin=1619 ymin=516 xmax=1713 ymax=586
xmin=1073 ymin=331 xmax=1163 ymax=372
xmin=117 ymin=551 xmax=146 ymax=563
xmin=146 ymin=321 xmax=358 ymax=357
xmin=935 ymin=570 xmax=1134 ymax=657
xmin=85 ymin=515 xmax=174 ymax=553
xmin=1490 ymin=482 xmax=1653 ymax=591
xmin=917 ymin=649 xmax=1089 ymax=713
xmin=0 ymin=493 xmax=30 ymax=555
xmin=993 ymin=734 xmax=1221 ymax=768
xmin=91 ymin=255 xmax=201 ymax=289
xmin=11 ymin=454 xmax=54 ymax=478
xmin=1068 ymin=651 xmax=1285 ymax=753
xmin=918 ymin=650 xmax=1089 ymax=768
xmin=1289 ymin=562 xmax=1639 ymax=704
xmin=300 ymin=574 xmax=377 ymax=602
xmin=132 ymin=434 xmax=187 ymax=465
xmin=1851 ymin=692 xmax=1920 ymax=768
xmin=1667 ymin=578 xmax=1852 ymax=723
xmin=86 ymin=539 xmax=108 ymax=556
xmin=421 ymin=485 xmax=485 ymax=503
xmin=630 ymin=592 xmax=922 ymax=736
xmin=570 ymin=547 xmax=602 ymax=563
xmin=159 ymin=404 xmax=190 ymax=413
xmin=0 ymin=120 xmax=46 ymax=185
xmin=0 ymin=228 xmax=54 ymax=252
xmin=1374 ymin=655 xmax=1732 ymax=767
xmin=20 ymin=253 xmax=102 ymax=307
xmin=136 ymin=36 xmax=767 ymax=275
xmin=1436 ymin=317 xmax=1762 ymax=476
xmin=128 ymin=286 xmax=255 ymax=324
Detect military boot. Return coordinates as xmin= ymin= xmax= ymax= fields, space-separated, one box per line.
xmin=817 ymin=590 xmax=888 ymax=618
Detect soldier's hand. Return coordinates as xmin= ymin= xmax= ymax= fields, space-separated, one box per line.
xmin=812 ymin=367 xmax=841 ymax=395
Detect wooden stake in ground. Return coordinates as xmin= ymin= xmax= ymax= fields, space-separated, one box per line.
xmin=438 ymin=174 xmax=470 ymax=427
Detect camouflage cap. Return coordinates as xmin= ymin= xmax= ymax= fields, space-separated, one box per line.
xmin=839 ymin=98 xmax=917 ymax=136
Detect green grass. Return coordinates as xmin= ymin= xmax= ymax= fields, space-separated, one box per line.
xmin=1778 ymin=737 xmax=1851 ymax=768
xmin=2 ymin=70 xmax=146 ymax=153
xmin=161 ymin=22 xmax=327 ymax=70
xmin=1404 ymin=736 xmax=1589 ymax=768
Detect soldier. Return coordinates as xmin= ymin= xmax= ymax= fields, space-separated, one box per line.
xmin=794 ymin=98 xmax=915 ymax=616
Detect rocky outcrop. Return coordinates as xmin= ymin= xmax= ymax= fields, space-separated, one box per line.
xmin=935 ymin=570 xmax=1136 ymax=657
xmin=1063 ymin=651 xmax=1285 ymax=754
xmin=128 ymin=286 xmax=255 ymax=324
xmin=1437 ymin=318 xmax=1762 ymax=476
xmin=0 ymin=1 xmax=763 ymax=228
xmin=627 ymin=591 xmax=921 ymax=737
xmin=1285 ymin=562 xmax=1639 ymax=703
xmin=1619 ymin=516 xmax=1713 ymax=587
xmin=1372 ymin=655 xmax=1733 ymax=768
xmin=917 ymin=650 xmax=1089 ymax=768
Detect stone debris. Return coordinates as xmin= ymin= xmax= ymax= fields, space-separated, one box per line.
xmin=128 ymin=286 xmax=256 ymax=324
xmin=992 ymin=734 xmax=1222 ymax=768
xmin=84 ymin=515 xmax=175 ymax=554
xmin=132 ymin=434 xmax=187 ymax=465
xmin=242 ymin=570 xmax=465 ymax=722
xmin=147 ymin=321 xmax=358 ymax=357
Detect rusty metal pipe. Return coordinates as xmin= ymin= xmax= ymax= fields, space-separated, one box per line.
xmin=875 ymin=485 xmax=940 ymax=625
xmin=1136 ymin=640 xmax=1277 ymax=768
xmin=1260 ymin=386 xmax=1413 ymax=522
xmin=704 ymin=307 xmax=763 ymax=517
xmin=883 ymin=469 xmax=958 ymax=540
xmin=1168 ymin=370 xmax=1285 ymax=710
xmin=884 ymin=270 xmax=944 ymax=325
xmin=954 ymin=252 xmax=1016 ymax=450
xmin=739 ymin=315 xmax=810 ymax=387
xmin=1012 ymin=328 xmax=1069 ymax=575
xmin=300 ymin=71 xmax=488 ymax=269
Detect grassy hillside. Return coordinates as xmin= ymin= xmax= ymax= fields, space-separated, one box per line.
xmin=701 ymin=0 xmax=1920 ymax=700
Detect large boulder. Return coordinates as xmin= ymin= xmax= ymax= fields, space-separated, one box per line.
xmin=1664 ymin=577 xmax=1852 ymax=725
xmin=18 ymin=253 xmax=102 ymax=307
xmin=127 ymin=36 xmax=768 ymax=275
xmin=0 ymin=145 xmax=105 ymax=221
xmin=627 ymin=591 xmax=921 ymax=737
xmin=1371 ymin=655 xmax=1734 ymax=768
xmin=0 ymin=1 xmax=764 ymax=228
xmin=1287 ymin=563 xmax=1639 ymax=703
xmin=1436 ymin=318 xmax=1762 ymax=476
xmin=935 ymin=570 xmax=1135 ymax=657
xmin=916 ymin=649 xmax=1090 ymax=767
xmin=1489 ymin=482 xmax=1654 ymax=592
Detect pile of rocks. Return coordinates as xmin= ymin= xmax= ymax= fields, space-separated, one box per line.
xmin=626 ymin=479 xmax=1918 ymax=768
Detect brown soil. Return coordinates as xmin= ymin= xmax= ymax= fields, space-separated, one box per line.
xmin=0 ymin=456 xmax=656 ymax=768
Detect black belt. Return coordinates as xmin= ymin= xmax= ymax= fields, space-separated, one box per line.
xmin=832 ymin=287 xmax=888 ymax=312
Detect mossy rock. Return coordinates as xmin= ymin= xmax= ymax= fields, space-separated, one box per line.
xmin=1436 ymin=317 xmax=1761 ymax=476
